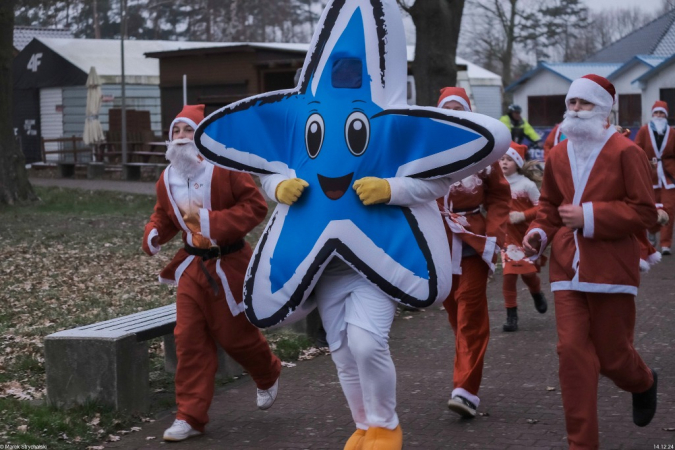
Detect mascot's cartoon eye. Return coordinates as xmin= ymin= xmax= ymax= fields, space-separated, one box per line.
xmin=345 ymin=111 xmax=369 ymax=156
xmin=305 ymin=113 xmax=325 ymax=159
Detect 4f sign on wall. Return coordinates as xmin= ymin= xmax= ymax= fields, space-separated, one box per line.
xmin=27 ymin=53 xmax=43 ymax=73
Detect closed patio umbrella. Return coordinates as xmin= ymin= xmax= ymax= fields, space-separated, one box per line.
xmin=83 ymin=66 xmax=104 ymax=146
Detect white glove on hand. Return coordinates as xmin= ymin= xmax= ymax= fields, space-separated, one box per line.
xmin=509 ymin=211 xmax=526 ymax=224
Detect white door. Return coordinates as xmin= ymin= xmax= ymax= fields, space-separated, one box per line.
xmin=40 ymin=88 xmax=64 ymax=162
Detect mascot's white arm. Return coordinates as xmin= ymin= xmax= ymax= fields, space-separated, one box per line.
xmin=259 ymin=173 xmax=290 ymax=201
xmin=386 ymin=177 xmax=452 ymax=207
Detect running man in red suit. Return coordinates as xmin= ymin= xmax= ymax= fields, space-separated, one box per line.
xmin=634 ymin=100 xmax=675 ymax=255
xmin=142 ymin=105 xmax=281 ymax=442
xmin=436 ymin=87 xmax=511 ymax=418
xmin=523 ymin=75 xmax=658 ymax=450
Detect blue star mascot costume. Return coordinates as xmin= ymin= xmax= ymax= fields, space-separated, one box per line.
xmin=195 ymin=1 xmax=510 ymax=448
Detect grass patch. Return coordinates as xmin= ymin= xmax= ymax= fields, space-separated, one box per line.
xmin=266 ymin=331 xmax=315 ymax=362
xmin=0 ymin=186 xmax=156 ymax=217
xmin=0 ymin=397 xmax=137 ymax=449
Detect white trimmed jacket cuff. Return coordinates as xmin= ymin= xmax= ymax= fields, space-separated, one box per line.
xmin=147 ymin=228 xmax=161 ymax=255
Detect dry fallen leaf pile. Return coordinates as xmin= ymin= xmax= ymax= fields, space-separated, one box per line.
xmin=0 ymin=200 xmax=182 ymax=400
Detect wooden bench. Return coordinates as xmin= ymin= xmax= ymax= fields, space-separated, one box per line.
xmin=44 ymin=304 xmax=243 ymax=412
xmin=41 ymin=136 xmax=92 ymax=178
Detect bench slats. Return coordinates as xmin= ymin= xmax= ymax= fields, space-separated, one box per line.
xmin=76 ymin=310 xmax=176 ymax=331
xmin=50 ymin=305 xmax=177 ymax=339
xmin=76 ymin=305 xmax=175 ymax=329
xmin=104 ymin=315 xmax=177 ymax=333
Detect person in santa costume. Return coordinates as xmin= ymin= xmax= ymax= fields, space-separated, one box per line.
xmin=436 ymin=87 xmax=511 ymax=418
xmin=499 ymin=141 xmax=547 ymax=332
xmin=523 ymin=75 xmax=658 ymax=450
xmin=142 ymin=104 xmax=281 ymax=442
xmin=635 ymin=100 xmax=675 ymax=255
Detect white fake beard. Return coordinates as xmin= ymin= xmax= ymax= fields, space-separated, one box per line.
xmin=651 ymin=117 xmax=668 ymax=134
xmin=166 ymin=138 xmax=202 ymax=180
xmin=560 ymin=110 xmax=608 ymax=164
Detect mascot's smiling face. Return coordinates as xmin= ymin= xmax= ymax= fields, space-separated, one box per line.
xmin=195 ymin=0 xmax=510 ymax=328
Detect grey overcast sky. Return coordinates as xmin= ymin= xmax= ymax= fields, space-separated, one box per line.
xmin=586 ymin=0 xmax=661 ymax=12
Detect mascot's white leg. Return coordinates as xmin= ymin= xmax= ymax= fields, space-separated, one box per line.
xmin=314 ymin=262 xmax=402 ymax=449
xmin=345 ymin=323 xmax=398 ymax=428
xmin=331 ymin=342 xmax=368 ymax=428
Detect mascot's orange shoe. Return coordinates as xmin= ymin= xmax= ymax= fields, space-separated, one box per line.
xmin=344 ymin=428 xmax=367 ymax=450
xmin=362 ymin=425 xmax=402 ymax=450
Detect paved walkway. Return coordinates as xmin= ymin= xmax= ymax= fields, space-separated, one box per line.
xmin=103 ymin=256 xmax=675 ymax=450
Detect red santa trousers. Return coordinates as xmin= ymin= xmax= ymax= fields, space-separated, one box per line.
xmin=502 ymin=273 xmax=541 ymax=309
xmin=554 ymin=290 xmax=653 ymax=450
xmin=174 ymin=260 xmax=281 ymax=432
xmin=443 ymin=255 xmax=490 ymax=396
xmin=655 ymin=188 xmax=675 ymax=248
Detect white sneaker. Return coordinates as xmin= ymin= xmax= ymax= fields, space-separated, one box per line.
xmin=662 ymin=247 xmax=671 ymax=255
xmin=256 ymin=378 xmax=279 ymax=410
xmin=447 ymin=395 xmax=477 ymax=419
xmin=163 ymin=419 xmax=202 ymax=441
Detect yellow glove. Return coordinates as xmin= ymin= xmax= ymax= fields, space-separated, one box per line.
xmin=183 ymin=214 xmax=211 ymax=249
xmin=353 ymin=177 xmax=391 ymax=206
xmin=275 ymin=178 xmax=309 ymax=205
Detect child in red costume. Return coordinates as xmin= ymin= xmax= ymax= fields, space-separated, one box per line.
xmin=500 ymin=142 xmax=547 ymax=332
xmin=142 ymin=105 xmax=281 ymax=442
xmin=523 ymin=75 xmax=658 ymax=450
xmin=436 ymin=87 xmax=511 ymax=418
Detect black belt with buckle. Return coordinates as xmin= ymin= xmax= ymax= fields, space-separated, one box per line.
xmin=183 ymin=240 xmax=245 ymax=294
xmin=184 ymin=240 xmax=245 ymax=260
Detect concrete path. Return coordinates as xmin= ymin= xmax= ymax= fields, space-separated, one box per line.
xmin=103 ymin=256 xmax=675 ymax=450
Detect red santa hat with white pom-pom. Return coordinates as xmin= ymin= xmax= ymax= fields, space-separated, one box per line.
xmin=437 ymin=87 xmax=472 ymax=112
xmin=169 ymin=104 xmax=205 ymax=140
xmin=505 ymin=141 xmax=528 ymax=168
xmin=565 ymin=74 xmax=616 ymax=115
xmin=652 ymin=100 xmax=669 ymax=116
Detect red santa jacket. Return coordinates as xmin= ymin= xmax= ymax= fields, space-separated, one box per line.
xmin=527 ymin=129 xmax=657 ymax=295
xmin=436 ymin=162 xmax=511 ymax=274
xmin=543 ymin=123 xmax=563 ymax=162
xmin=635 ymin=123 xmax=675 ymax=189
xmin=142 ymin=164 xmax=268 ymax=316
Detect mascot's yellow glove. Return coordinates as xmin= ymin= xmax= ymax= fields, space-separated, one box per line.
xmin=183 ymin=213 xmax=211 ymax=249
xmin=275 ymin=178 xmax=309 ymax=205
xmin=353 ymin=177 xmax=391 ymax=206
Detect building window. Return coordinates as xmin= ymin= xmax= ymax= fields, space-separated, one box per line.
xmin=527 ymin=95 xmax=566 ymax=127
xmin=618 ymin=94 xmax=642 ymax=128
xmin=660 ymin=89 xmax=675 ymax=125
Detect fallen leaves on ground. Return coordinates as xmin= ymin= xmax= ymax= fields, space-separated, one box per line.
xmin=0 ymin=211 xmax=181 ymax=398
xmin=298 ymin=347 xmax=330 ymax=361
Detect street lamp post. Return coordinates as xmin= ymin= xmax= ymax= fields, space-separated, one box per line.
xmin=120 ymin=0 xmax=127 ymax=167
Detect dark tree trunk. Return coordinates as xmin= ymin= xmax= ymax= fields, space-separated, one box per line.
xmin=408 ymin=0 xmax=465 ymax=107
xmin=0 ymin=0 xmax=36 ymax=205
xmin=501 ymin=0 xmax=517 ymax=89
